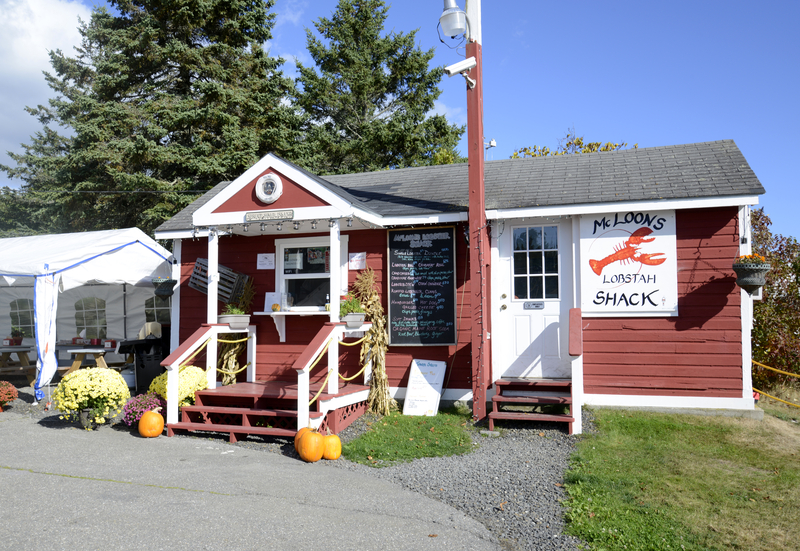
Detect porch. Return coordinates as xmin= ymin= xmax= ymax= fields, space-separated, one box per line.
xmin=161 ymin=320 xmax=372 ymax=441
xmin=167 ymin=380 xmax=369 ymax=443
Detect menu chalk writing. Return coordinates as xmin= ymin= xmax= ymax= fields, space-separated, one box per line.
xmin=388 ymin=227 xmax=456 ymax=346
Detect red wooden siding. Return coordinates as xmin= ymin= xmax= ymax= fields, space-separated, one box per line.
xmin=212 ymin=168 xmax=328 ymax=213
xmin=582 ymin=207 xmax=743 ymax=397
xmin=177 ymin=224 xmax=474 ymax=391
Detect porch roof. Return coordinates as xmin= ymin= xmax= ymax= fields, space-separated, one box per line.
xmin=155 ymin=139 xmax=764 ymax=234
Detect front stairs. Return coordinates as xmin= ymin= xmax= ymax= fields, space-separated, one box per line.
xmin=488 ymin=378 xmax=575 ymax=434
xmin=166 ymin=380 xmax=368 ymax=443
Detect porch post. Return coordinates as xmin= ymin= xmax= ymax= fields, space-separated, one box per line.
xmin=170 ymin=239 xmax=181 ymax=354
xmin=207 ymin=228 xmax=219 ymax=324
xmin=328 ymin=220 xmax=341 ymax=394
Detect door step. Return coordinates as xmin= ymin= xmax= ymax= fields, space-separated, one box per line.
xmin=167 ymin=405 xmax=324 ymax=443
xmin=488 ymin=378 xmax=574 ymax=434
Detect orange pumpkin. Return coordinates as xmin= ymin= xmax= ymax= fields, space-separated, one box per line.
xmin=296 ymin=430 xmax=324 ymax=463
xmin=138 ymin=408 xmax=164 ymax=438
xmin=294 ymin=426 xmax=311 ymax=450
xmin=322 ymin=431 xmax=342 ymax=460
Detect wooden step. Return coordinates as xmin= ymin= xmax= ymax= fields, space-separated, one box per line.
xmin=180 ymin=405 xmax=324 ymax=418
xmin=495 ymin=377 xmax=571 ymax=388
xmin=167 ymin=421 xmax=295 ymax=443
xmin=488 ymin=411 xmax=575 ymax=427
xmin=492 ymin=394 xmax=571 ymax=405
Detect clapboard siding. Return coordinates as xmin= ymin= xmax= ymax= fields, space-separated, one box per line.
xmin=176 ymin=224 xmax=474 ymax=390
xmin=583 ymin=207 xmax=743 ymax=397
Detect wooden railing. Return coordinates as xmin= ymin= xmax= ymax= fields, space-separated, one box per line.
xmin=160 ymin=323 xmax=257 ymax=425
xmin=292 ymin=322 xmax=346 ymax=430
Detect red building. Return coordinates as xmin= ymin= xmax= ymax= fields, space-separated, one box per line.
xmin=155 ymin=140 xmax=764 ymax=438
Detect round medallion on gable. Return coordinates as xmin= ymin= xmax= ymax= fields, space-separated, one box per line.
xmin=255 ymin=173 xmax=283 ymax=204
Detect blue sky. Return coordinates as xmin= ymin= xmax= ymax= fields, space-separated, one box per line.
xmin=2 ymin=0 xmax=798 ymax=239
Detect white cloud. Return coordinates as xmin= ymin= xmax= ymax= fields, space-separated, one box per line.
xmin=433 ymin=99 xmax=466 ymax=126
xmin=0 ymin=0 xmax=91 ymax=187
xmin=274 ymin=0 xmax=309 ymax=28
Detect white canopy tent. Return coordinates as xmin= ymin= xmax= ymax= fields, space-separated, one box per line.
xmin=0 ymin=228 xmax=173 ymax=400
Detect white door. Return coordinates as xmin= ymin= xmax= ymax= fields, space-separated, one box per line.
xmin=492 ymin=220 xmax=573 ymax=379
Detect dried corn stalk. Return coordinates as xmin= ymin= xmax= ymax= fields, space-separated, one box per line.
xmin=217 ymin=279 xmax=255 ymax=385
xmin=354 ymin=267 xmax=396 ymax=415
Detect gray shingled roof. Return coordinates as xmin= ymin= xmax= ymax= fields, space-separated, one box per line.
xmin=155 ymin=140 xmax=764 ymax=233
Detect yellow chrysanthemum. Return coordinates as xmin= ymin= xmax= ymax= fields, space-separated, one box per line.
xmin=149 ymin=365 xmax=208 ymax=407
xmin=53 ymin=368 xmax=131 ymax=428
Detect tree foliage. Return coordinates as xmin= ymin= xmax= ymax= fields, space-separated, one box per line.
xmin=512 ymin=128 xmax=637 ymax=158
xmin=751 ymin=208 xmax=800 ymax=388
xmin=294 ymin=0 xmax=464 ymax=174
xmin=1 ymin=0 xmax=304 ymax=235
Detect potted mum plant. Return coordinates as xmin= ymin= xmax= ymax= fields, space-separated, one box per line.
xmin=0 ymin=380 xmax=18 ymax=412
xmin=339 ymin=294 xmax=366 ymax=328
xmin=732 ymin=254 xmax=771 ymax=295
xmin=53 ymin=368 xmax=131 ymax=430
xmin=121 ymin=392 xmax=166 ymax=428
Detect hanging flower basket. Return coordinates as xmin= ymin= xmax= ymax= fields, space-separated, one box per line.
xmin=732 ymin=255 xmax=770 ymax=295
xmin=152 ymin=278 xmax=178 ymax=297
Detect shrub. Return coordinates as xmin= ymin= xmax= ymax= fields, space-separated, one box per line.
xmin=121 ymin=392 xmax=166 ymax=426
xmin=149 ymin=365 xmax=207 ymax=406
xmin=0 ymin=380 xmax=18 ymax=408
xmin=53 ymin=368 xmax=131 ymax=424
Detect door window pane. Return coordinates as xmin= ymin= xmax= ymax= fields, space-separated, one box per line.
xmin=511 ymin=225 xmax=559 ymax=300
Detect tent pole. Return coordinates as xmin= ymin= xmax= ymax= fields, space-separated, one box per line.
xmin=123 ymin=283 xmax=128 ymax=340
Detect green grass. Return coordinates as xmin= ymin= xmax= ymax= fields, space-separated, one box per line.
xmin=565 ymin=409 xmax=800 ymax=551
xmin=342 ymin=405 xmax=476 ymax=466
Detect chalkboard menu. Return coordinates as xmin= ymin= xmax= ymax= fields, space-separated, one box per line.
xmin=388 ymin=227 xmax=457 ymax=346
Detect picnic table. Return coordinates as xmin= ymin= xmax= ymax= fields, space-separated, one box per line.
xmin=64 ymin=347 xmax=110 ymax=376
xmin=0 ymin=346 xmax=36 ymax=384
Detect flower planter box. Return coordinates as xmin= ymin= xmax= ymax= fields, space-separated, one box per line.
xmin=342 ymin=313 xmax=366 ymax=329
xmin=732 ymin=263 xmax=771 ymax=295
xmin=218 ymin=314 xmax=251 ymax=331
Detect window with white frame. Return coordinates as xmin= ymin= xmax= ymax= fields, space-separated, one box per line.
xmin=145 ymin=295 xmax=171 ymax=324
xmin=74 ymin=297 xmax=107 ymax=339
xmin=512 ymin=225 xmax=560 ymax=300
xmin=275 ymin=236 xmax=349 ymax=310
xmin=9 ymin=298 xmax=34 ymax=338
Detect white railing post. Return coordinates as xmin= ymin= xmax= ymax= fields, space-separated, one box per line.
xmin=296 ymin=367 xmax=309 ymax=430
xmin=166 ymin=366 xmax=179 ymax=424
xmin=205 ymin=326 xmax=219 ymax=390
xmin=246 ymin=325 xmax=257 ymax=382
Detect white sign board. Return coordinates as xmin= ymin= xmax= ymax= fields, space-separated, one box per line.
xmin=580 ymin=210 xmax=678 ymax=316
xmin=402 ymin=359 xmax=447 ymax=416
xmin=256 ymin=253 xmax=275 ymax=270
xmin=348 ymin=252 xmax=366 ymax=270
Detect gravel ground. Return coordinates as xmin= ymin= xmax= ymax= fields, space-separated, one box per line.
xmin=4 ymin=379 xmax=591 ymax=551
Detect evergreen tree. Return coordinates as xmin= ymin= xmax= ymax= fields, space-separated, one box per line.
xmin=1 ymin=0 xmax=304 ymax=235
xmin=294 ymin=0 xmax=464 ymax=175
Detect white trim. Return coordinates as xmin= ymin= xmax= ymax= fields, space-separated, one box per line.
xmin=584 ymin=393 xmax=756 ymax=410
xmin=486 ymin=195 xmax=761 ymax=221
xmin=739 ymin=205 xmax=755 ymax=399
xmin=570 ymin=215 xmax=584 ymax=435
xmin=274 ymin=235 xmax=349 ymax=311
xmin=390 ymin=386 xmax=475 ymax=402
xmin=169 ymin=239 xmax=181 ymax=354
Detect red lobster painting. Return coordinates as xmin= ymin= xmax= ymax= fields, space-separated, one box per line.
xmin=588 ymin=227 xmax=666 ymax=275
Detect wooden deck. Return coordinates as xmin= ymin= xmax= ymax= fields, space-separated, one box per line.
xmin=166 ymin=380 xmax=369 ymax=442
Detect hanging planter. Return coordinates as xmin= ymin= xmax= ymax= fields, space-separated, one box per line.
xmin=152 ymin=278 xmax=178 ymax=297
xmin=732 ymin=254 xmax=771 ymax=295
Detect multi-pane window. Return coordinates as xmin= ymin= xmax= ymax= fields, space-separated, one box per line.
xmin=74 ymin=297 xmax=107 ymax=339
xmin=145 ymin=295 xmax=171 ymax=324
xmin=9 ymin=298 xmax=34 ymax=337
xmin=513 ymin=226 xmax=559 ymax=300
